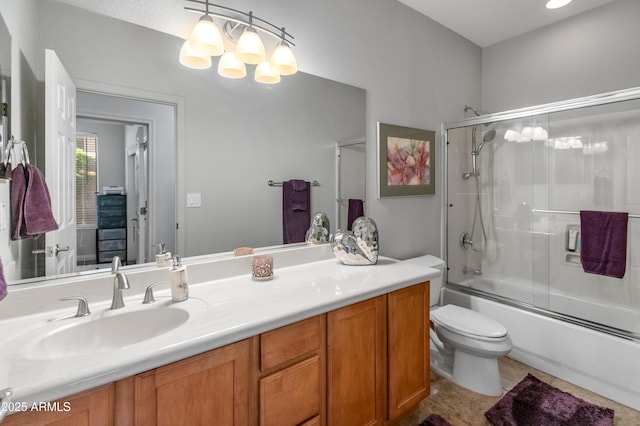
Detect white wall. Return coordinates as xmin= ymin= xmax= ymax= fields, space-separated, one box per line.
xmin=482 ymin=0 xmax=640 ymax=113
xmin=52 ymin=0 xmax=483 ymax=260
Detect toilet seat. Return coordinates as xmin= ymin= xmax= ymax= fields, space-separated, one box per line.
xmin=431 ymin=304 xmax=507 ymax=341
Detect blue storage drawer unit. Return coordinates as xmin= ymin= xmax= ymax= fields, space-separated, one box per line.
xmin=96 ymin=194 xmax=127 ymax=263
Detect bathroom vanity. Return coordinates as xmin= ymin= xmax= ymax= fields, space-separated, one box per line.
xmin=0 ymin=244 xmax=437 ymax=425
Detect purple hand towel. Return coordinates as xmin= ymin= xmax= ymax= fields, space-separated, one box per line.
xmin=0 ymin=257 xmax=6 ymax=302
xmin=282 ymin=180 xmax=310 ymax=244
xmin=347 ymin=198 xmax=364 ymax=231
xmin=21 ymin=164 xmax=58 ymax=238
xmin=287 ymin=179 xmax=309 ymax=211
xmin=580 ymin=210 xmax=628 ymax=279
xmin=5 ymin=163 xmax=28 ymax=241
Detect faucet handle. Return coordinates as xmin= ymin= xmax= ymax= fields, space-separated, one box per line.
xmin=59 ymin=296 xmax=91 ymax=317
xmin=143 ymin=281 xmax=167 ymax=304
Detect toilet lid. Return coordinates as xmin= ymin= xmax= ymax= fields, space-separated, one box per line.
xmin=431 ymin=304 xmax=507 ymax=339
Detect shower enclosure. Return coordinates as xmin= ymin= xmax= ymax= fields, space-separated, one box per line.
xmin=444 ymin=87 xmax=640 ymax=341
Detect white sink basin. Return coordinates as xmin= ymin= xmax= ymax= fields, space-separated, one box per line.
xmin=26 ymin=306 xmax=190 ymax=360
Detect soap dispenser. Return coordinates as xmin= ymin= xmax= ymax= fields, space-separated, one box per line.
xmin=156 ymin=243 xmax=171 ymax=267
xmin=169 ymin=255 xmax=189 ymax=302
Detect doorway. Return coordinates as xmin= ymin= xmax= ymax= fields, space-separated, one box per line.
xmin=75 ymin=117 xmax=149 ymax=270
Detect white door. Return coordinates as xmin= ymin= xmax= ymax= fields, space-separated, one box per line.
xmin=45 ymin=49 xmax=77 ymax=276
xmin=126 ymin=125 xmax=149 ymax=264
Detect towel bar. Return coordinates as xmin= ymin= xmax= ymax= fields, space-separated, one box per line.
xmin=532 ymin=209 xmax=639 ymax=219
xmin=268 ymin=180 xmax=320 ymax=187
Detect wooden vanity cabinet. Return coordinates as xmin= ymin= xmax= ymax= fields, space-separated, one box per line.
xmin=255 ymin=314 xmax=326 ymax=426
xmin=2 ymin=384 xmax=115 ymax=426
xmin=327 ymin=295 xmax=387 ymax=426
xmin=387 ymin=282 xmax=430 ymax=421
xmin=134 ymin=339 xmax=251 ymax=426
xmin=327 ymin=281 xmax=430 ymax=426
xmin=4 ymin=281 xmax=429 ymax=426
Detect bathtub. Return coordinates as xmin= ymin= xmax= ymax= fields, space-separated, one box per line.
xmin=442 ymin=283 xmax=640 ymax=411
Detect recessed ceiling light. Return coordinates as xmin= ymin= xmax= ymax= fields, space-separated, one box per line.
xmin=546 ymin=0 xmax=573 ymax=9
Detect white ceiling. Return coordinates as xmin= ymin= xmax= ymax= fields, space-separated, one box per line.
xmin=396 ymin=0 xmax=618 ymax=47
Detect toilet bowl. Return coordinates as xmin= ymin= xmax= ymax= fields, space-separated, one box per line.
xmin=404 ymin=255 xmax=512 ymax=396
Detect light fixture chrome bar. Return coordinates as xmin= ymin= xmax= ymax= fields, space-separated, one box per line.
xmin=268 ymin=180 xmax=320 ymax=187
xmin=184 ymin=1 xmax=295 ymax=45
xmin=532 ymin=209 xmax=640 ymax=219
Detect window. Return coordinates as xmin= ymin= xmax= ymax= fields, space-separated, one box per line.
xmin=76 ymin=134 xmax=98 ymax=226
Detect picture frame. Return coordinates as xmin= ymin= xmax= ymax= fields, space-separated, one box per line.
xmin=377 ymin=122 xmax=436 ymax=198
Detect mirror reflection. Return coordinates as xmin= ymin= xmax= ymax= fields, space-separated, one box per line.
xmin=0 ymin=0 xmax=366 ymax=285
xmin=0 ymin=13 xmax=9 ymax=149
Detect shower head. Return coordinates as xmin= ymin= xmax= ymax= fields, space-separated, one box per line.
xmin=476 ymin=128 xmax=496 ymax=153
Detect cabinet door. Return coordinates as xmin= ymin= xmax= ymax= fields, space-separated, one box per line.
xmin=388 ymin=282 xmax=430 ymax=420
xmin=135 ymin=339 xmax=250 ymax=426
xmin=327 ymin=296 xmax=386 ymax=426
xmin=3 ymin=384 xmax=114 ymax=426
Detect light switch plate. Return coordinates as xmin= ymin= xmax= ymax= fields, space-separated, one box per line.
xmin=187 ymin=193 xmax=201 ymax=207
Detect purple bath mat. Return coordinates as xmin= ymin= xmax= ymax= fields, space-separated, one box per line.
xmin=485 ymin=373 xmax=614 ymax=426
xmin=418 ymin=413 xmax=453 ymax=426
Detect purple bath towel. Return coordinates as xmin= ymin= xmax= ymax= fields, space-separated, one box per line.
xmin=282 ymin=180 xmax=310 ymax=244
xmin=22 ymin=164 xmax=58 ymax=238
xmin=580 ymin=210 xmax=628 ymax=279
xmin=0 ymin=257 xmax=7 ymax=302
xmin=347 ymin=198 xmax=364 ymax=231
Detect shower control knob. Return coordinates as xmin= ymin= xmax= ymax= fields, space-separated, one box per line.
xmin=460 ymin=232 xmax=473 ymax=250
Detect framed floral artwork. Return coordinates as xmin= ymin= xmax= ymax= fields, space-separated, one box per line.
xmin=377 ymin=122 xmax=435 ymax=197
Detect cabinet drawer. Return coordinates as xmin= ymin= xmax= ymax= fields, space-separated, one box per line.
xmin=98 ymin=239 xmax=126 ymax=251
xmin=97 ymin=228 xmax=126 ymax=240
xmin=97 ymin=195 xmax=126 ymax=207
xmin=98 ymin=217 xmax=127 ymax=228
xmin=260 ymin=355 xmax=321 ymax=426
xmin=260 ymin=315 xmax=322 ymax=371
xmin=98 ymin=250 xmax=127 ymax=263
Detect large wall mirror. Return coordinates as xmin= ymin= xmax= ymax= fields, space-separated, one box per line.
xmin=0 ymin=13 xmax=9 ymax=150
xmin=0 ymin=0 xmax=366 ymax=285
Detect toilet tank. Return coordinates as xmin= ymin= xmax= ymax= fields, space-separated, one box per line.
xmin=403 ymin=255 xmax=446 ymax=306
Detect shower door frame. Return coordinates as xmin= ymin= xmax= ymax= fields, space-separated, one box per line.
xmin=440 ymin=85 xmax=640 ymax=341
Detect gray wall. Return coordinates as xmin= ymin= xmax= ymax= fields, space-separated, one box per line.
xmin=77 ymin=120 xmax=126 ymax=189
xmin=482 ymin=0 xmax=640 ymax=113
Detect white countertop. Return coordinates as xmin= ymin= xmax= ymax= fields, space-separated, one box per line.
xmin=0 ymin=246 xmax=438 ymax=410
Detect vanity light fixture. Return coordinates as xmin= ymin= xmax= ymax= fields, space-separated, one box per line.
xmin=545 ymin=0 xmax=573 ymax=9
xmin=181 ymin=0 xmax=297 ymax=84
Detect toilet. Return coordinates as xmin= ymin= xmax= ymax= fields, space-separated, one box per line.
xmin=404 ymin=255 xmax=512 ymax=396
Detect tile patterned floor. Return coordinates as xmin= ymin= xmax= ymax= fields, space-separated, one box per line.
xmin=396 ymin=357 xmax=640 ymax=425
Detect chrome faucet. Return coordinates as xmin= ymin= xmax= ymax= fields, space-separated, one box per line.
xmin=110 ymin=256 xmax=130 ymax=309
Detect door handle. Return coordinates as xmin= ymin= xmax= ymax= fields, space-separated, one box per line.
xmin=47 ymin=244 xmax=70 ymax=257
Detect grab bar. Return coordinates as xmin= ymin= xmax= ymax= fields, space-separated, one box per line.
xmin=532 ymin=209 xmax=640 ymax=219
